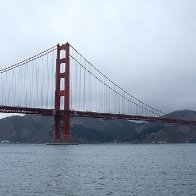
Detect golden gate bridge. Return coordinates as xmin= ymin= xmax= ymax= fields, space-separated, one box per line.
xmin=0 ymin=42 xmax=196 ymax=143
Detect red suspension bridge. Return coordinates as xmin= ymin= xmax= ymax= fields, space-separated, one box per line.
xmin=0 ymin=42 xmax=196 ymax=143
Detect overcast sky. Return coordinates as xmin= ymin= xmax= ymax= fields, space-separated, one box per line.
xmin=0 ymin=0 xmax=196 ymax=118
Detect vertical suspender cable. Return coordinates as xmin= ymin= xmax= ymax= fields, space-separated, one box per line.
xmin=75 ymin=52 xmax=78 ymax=110
xmin=79 ymin=54 xmax=82 ymax=110
xmin=84 ymin=59 xmax=86 ymax=111
xmin=35 ymin=57 xmax=38 ymax=107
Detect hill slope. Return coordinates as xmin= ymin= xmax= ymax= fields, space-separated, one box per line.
xmin=0 ymin=110 xmax=196 ymax=143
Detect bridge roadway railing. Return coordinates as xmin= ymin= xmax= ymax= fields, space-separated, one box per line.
xmin=1 ymin=105 xmax=196 ymax=126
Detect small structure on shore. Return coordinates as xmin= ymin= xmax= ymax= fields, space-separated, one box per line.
xmin=1 ymin=140 xmax=10 ymax=144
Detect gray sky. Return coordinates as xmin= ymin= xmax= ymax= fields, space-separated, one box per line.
xmin=0 ymin=0 xmax=196 ymax=119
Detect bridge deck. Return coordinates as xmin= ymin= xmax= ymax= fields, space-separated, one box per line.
xmin=0 ymin=105 xmax=196 ymax=125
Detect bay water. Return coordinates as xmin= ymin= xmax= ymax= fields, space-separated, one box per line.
xmin=0 ymin=144 xmax=195 ymax=196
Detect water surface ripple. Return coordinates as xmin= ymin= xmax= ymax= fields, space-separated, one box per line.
xmin=0 ymin=144 xmax=195 ymax=196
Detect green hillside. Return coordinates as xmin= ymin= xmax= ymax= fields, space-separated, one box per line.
xmin=0 ymin=110 xmax=196 ymax=143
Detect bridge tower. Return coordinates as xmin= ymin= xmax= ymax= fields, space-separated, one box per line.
xmin=54 ymin=43 xmax=70 ymax=143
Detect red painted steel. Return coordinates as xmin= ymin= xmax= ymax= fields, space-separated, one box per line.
xmin=64 ymin=43 xmax=70 ymax=141
xmin=68 ymin=110 xmax=196 ymax=125
xmin=54 ymin=43 xmax=70 ymax=143
xmin=1 ymin=43 xmax=196 ymax=141
xmin=1 ymin=105 xmax=196 ymax=126
xmin=0 ymin=105 xmax=53 ymax=115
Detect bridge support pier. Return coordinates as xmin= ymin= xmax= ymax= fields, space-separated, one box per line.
xmin=54 ymin=43 xmax=70 ymax=143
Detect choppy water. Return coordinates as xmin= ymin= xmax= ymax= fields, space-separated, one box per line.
xmin=0 ymin=144 xmax=195 ymax=196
